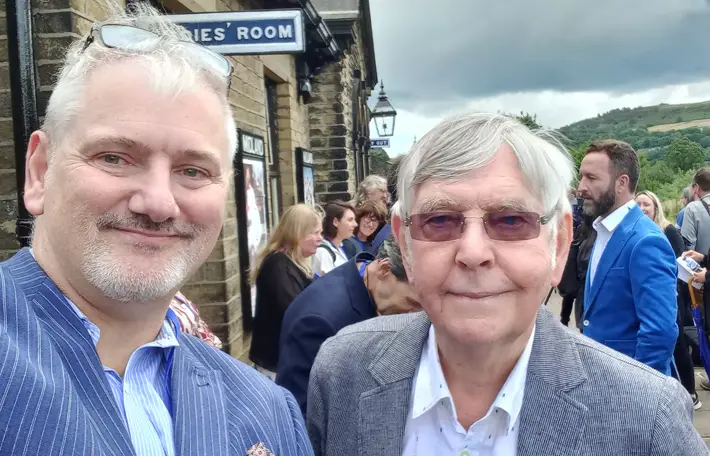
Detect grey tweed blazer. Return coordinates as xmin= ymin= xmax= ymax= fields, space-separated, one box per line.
xmin=307 ymin=307 xmax=708 ymax=455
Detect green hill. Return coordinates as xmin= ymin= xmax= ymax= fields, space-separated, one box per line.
xmin=559 ymin=101 xmax=710 ymax=161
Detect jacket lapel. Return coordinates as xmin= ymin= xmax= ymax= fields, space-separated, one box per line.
xmin=518 ymin=309 xmax=588 ymax=456
xmin=359 ymin=312 xmax=430 ymax=456
xmin=18 ymin=250 xmax=135 ymax=456
xmin=585 ymin=207 xmax=641 ymax=313
xmin=171 ymin=339 xmax=229 ymax=456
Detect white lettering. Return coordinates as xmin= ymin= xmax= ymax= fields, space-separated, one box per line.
xmin=250 ymin=27 xmax=263 ymax=40
xmin=214 ymin=27 xmax=225 ymax=41
xmin=264 ymin=26 xmax=276 ymax=39
xmin=242 ymin=135 xmax=265 ymax=156
xmin=237 ymin=26 xmax=249 ymax=41
xmin=200 ymin=28 xmax=212 ymax=42
xmin=278 ymin=25 xmax=293 ymax=39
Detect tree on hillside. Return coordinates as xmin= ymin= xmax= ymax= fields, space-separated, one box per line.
xmin=515 ymin=112 xmax=541 ymax=130
xmin=664 ymin=137 xmax=704 ymax=172
xmin=369 ymin=147 xmax=390 ymax=176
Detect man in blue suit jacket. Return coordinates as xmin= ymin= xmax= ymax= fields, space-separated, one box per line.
xmin=578 ymin=140 xmax=678 ymax=375
xmin=0 ymin=4 xmax=311 ymax=455
xmin=276 ymin=236 xmax=419 ymax=416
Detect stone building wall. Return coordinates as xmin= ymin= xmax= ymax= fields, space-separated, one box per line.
xmin=309 ymin=14 xmax=369 ymax=203
xmin=0 ymin=0 xmax=311 ymax=362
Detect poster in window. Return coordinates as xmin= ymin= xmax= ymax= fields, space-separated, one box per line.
xmin=243 ymin=157 xmax=267 ymax=317
xmin=303 ymin=166 xmax=315 ymax=207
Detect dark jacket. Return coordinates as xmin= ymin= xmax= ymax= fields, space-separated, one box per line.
xmin=575 ymin=228 xmax=597 ymax=330
xmin=249 ymin=251 xmax=312 ymax=372
xmin=342 ymin=236 xmax=371 ymax=259
xmin=664 ymin=224 xmax=684 ymax=258
xmin=276 ymin=252 xmax=377 ymax=417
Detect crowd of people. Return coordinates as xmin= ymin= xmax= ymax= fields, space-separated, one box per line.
xmin=2 ymin=2 xmax=710 ymax=456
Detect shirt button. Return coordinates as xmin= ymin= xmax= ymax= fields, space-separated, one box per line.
xmin=583 ymin=320 xmax=590 ymax=326
xmin=460 ymin=451 xmax=470 ymax=456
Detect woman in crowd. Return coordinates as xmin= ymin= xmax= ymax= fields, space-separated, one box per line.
xmin=636 ymin=190 xmax=700 ymax=408
xmin=677 ymin=186 xmax=693 ymax=228
xmin=352 ymin=174 xmax=388 ymax=208
xmin=248 ymin=204 xmax=323 ymax=380
xmin=342 ymin=200 xmax=388 ymax=258
xmin=312 ymin=200 xmax=357 ymax=276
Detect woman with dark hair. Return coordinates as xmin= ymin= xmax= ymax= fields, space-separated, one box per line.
xmin=342 ymin=200 xmax=388 ymax=258
xmin=312 ymin=200 xmax=357 ymax=276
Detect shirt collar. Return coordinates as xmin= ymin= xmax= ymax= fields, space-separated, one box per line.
xmin=593 ymin=199 xmax=636 ymax=234
xmin=411 ymin=324 xmax=536 ymax=429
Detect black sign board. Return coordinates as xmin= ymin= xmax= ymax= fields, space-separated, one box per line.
xmin=234 ymin=130 xmax=269 ymax=330
xmin=295 ymin=147 xmax=315 ymax=206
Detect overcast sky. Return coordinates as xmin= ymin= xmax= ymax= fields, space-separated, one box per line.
xmin=367 ymin=0 xmax=710 ymax=156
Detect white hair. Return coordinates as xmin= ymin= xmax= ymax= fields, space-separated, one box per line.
xmin=42 ymin=1 xmax=237 ymax=159
xmin=354 ymin=174 xmax=388 ymax=206
xmin=397 ymin=112 xmax=574 ymax=261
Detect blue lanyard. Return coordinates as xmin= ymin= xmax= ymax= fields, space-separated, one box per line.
xmin=355 ymin=238 xmax=367 ymax=251
xmin=359 ymin=260 xmax=371 ymax=278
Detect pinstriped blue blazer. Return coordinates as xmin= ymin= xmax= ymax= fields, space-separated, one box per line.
xmin=0 ymin=248 xmax=313 ymax=456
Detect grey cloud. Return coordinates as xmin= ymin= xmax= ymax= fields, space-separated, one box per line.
xmin=369 ymin=0 xmax=710 ymax=116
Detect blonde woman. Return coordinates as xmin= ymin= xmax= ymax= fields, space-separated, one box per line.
xmin=248 ymin=204 xmax=323 ymax=380
xmin=636 ymin=190 xmax=700 ymax=409
xmin=636 ymin=190 xmax=684 ymax=256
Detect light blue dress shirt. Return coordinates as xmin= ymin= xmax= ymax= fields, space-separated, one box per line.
xmin=65 ymin=298 xmax=179 ymax=456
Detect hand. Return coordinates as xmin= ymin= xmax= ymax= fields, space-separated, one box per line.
xmin=683 ymin=250 xmax=705 ymax=263
xmin=694 ymin=269 xmax=707 ymax=284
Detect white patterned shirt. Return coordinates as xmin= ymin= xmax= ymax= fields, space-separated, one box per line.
xmin=402 ymin=325 xmax=535 ymax=456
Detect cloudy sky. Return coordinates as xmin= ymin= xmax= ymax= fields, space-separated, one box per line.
xmin=367 ymin=0 xmax=710 ymax=156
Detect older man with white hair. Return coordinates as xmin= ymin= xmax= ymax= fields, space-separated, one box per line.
xmin=306 ymin=112 xmax=707 ymax=456
xmin=0 ymin=3 xmax=311 ymax=456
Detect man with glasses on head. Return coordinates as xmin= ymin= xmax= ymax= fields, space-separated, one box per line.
xmin=306 ymin=113 xmax=706 ymax=456
xmin=0 ymin=3 xmax=311 ymax=456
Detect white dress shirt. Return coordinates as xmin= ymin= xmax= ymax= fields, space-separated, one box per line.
xmin=402 ymin=325 xmax=536 ymax=456
xmin=589 ymin=199 xmax=636 ymax=284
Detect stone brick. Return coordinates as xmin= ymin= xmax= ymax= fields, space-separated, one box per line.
xmin=84 ymin=0 xmax=114 ymax=21
xmin=328 ymin=181 xmax=348 ymax=192
xmin=181 ymin=281 xmax=227 ymax=304
xmin=0 ymin=197 xmax=17 ymax=220
xmin=37 ymin=89 xmax=52 ymax=118
xmin=0 ymin=170 xmax=17 ymax=195
xmin=329 ymin=170 xmax=349 ymax=182
xmin=332 ymin=159 xmax=347 ymax=170
xmin=329 ymin=136 xmax=347 ymax=148
xmin=30 ymin=0 xmax=80 ymax=9
xmin=319 ymin=192 xmax=351 ymax=203
xmin=33 ymin=11 xmax=74 ymax=34
xmin=0 ymin=40 xmax=9 ymax=63
xmin=0 ymin=119 xmax=14 ymax=143
xmin=0 ymin=91 xmax=11 ymax=118
xmin=197 ymin=303 xmax=228 ymax=326
xmin=34 ymin=35 xmax=76 ymax=61
xmin=37 ymin=62 xmax=61 ymax=87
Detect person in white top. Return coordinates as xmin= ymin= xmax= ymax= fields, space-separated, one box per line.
xmin=306 ymin=112 xmax=705 ymax=456
xmin=312 ymin=200 xmax=357 ymax=276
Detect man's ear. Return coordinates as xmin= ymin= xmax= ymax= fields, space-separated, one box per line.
xmin=374 ymin=258 xmax=391 ymax=279
xmin=392 ymin=214 xmax=413 ymax=277
xmin=24 ymin=130 xmax=50 ymax=216
xmin=551 ymin=212 xmax=572 ymax=286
